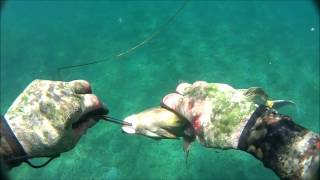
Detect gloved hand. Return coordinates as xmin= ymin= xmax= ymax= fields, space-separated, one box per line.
xmin=161 ymin=81 xmax=257 ymax=149
xmin=4 ymin=79 xmax=108 ymax=157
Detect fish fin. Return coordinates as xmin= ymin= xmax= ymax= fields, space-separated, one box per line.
xmin=145 ymin=130 xmax=163 ymax=138
xmin=267 ymin=100 xmax=300 ymax=117
xmin=242 ymin=87 xmax=269 ymax=105
xmin=268 ymin=100 xmax=296 ymax=109
xmin=183 ymin=138 xmax=191 ymax=167
xmin=183 ymin=136 xmax=195 ymax=167
xmin=153 ymin=128 xmax=178 ymax=139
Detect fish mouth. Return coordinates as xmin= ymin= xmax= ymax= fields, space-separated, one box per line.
xmin=121 ymin=115 xmax=136 ymax=134
xmin=121 ymin=115 xmax=174 ymax=139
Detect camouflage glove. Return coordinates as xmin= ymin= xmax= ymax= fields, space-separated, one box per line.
xmin=161 ymin=81 xmax=257 ymax=149
xmin=4 ymin=79 xmax=108 ymax=157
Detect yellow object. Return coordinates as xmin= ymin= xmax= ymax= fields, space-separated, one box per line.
xmin=266 ymin=100 xmax=274 ymax=108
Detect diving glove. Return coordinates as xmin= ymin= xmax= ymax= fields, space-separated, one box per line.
xmin=162 ymin=81 xmax=257 ymax=149
xmin=4 ymin=79 xmax=107 ymax=157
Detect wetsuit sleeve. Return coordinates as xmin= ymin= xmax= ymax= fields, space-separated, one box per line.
xmin=0 ymin=134 xmax=15 ymax=157
xmin=0 ymin=135 xmax=23 ymax=169
xmin=0 ymin=115 xmax=27 ymax=169
xmin=238 ymin=108 xmax=320 ymax=179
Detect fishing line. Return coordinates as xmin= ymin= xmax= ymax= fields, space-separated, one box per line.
xmin=57 ymin=0 xmax=189 ymax=76
xmin=98 ymin=115 xmax=131 ymax=126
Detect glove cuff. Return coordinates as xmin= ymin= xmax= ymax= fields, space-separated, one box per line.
xmin=0 ymin=115 xmax=27 ymax=168
xmin=236 ymin=107 xmax=320 ymax=179
xmin=237 ymin=105 xmax=269 ymax=149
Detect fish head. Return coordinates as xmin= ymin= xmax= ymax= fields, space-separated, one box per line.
xmin=121 ymin=107 xmax=188 ymax=139
xmin=121 ymin=114 xmax=166 ymax=139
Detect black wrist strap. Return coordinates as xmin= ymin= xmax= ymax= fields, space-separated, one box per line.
xmin=237 ymin=105 xmax=269 ymax=150
xmin=1 ymin=115 xmax=59 ymax=168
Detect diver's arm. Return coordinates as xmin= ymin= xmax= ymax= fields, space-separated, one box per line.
xmin=0 ymin=116 xmax=26 ymax=169
xmin=161 ymin=81 xmax=320 ymax=180
xmin=0 ymin=79 xmax=108 ymax=170
xmin=0 ymin=136 xmax=14 ymax=157
xmin=238 ymin=108 xmax=320 ymax=180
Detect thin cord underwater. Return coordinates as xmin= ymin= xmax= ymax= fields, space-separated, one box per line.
xmin=99 ymin=115 xmax=131 ymax=126
xmin=57 ymin=0 xmax=189 ymax=76
xmin=56 ymin=1 xmax=189 ymax=126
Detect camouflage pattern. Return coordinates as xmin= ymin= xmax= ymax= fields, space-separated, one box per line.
xmin=241 ymin=109 xmax=320 ymax=179
xmin=164 ymin=81 xmax=319 ymax=179
xmin=163 ymin=81 xmax=257 ymax=149
xmin=4 ymin=79 xmax=91 ymax=156
xmin=0 ymin=136 xmax=14 ymax=156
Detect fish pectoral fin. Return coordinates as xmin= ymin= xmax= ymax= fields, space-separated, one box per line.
xmin=154 ymin=128 xmax=178 ymax=139
xmin=144 ymin=130 xmax=163 ymax=138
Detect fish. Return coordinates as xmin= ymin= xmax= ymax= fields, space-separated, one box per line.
xmin=121 ymin=107 xmax=195 ymax=162
xmin=120 ymin=88 xmax=298 ymax=163
xmin=122 ymin=107 xmax=189 ymax=139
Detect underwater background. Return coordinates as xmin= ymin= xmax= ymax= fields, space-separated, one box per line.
xmin=1 ymin=0 xmax=319 ymax=179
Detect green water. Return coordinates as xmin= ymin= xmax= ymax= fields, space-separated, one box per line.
xmin=1 ymin=1 xmax=319 ymax=179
